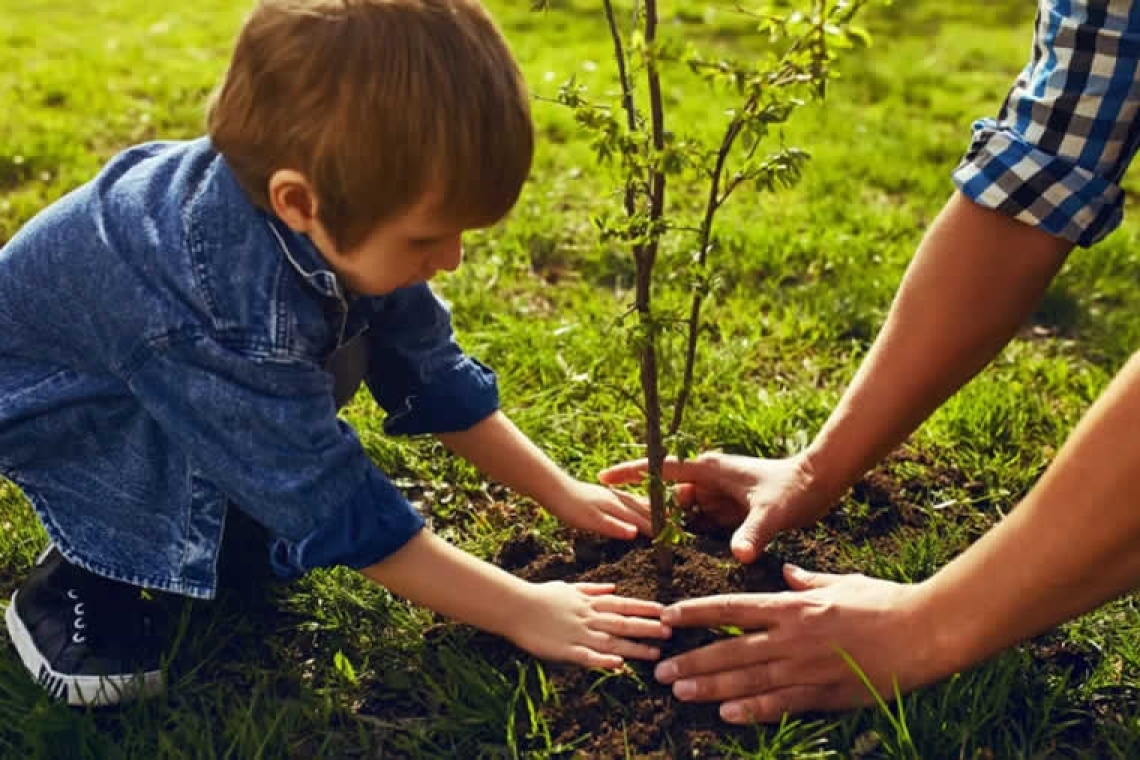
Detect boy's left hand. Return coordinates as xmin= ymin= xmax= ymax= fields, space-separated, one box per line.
xmin=545 ymin=480 xmax=651 ymax=539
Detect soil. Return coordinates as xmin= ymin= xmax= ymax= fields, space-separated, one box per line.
xmin=489 ymin=531 xmax=795 ymax=757
xmin=404 ymin=449 xmax=1132 ymax=757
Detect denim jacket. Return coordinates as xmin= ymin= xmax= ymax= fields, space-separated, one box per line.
xmin=0 ymin=138 xmax=499 ymax=598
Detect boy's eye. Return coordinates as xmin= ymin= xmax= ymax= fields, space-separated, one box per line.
xmin=409 ymin=237 xmax=438 ymax=248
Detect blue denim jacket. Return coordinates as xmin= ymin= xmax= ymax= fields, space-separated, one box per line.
xmin=0 ymin=138 xmax=499 ymax=598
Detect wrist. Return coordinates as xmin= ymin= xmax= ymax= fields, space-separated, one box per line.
xmin=530 ymin=470 xmax=578 ymax=512
xmin=902 ymin=577 xmax=980 ymax=688
xmin=490 ymin=581 xmax=542 ymax=643
xmin=797 ymin=443 xmax=855 ymax=509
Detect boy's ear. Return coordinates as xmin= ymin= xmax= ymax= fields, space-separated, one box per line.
xmin=268 ymin=169 xmax=320 ymax=233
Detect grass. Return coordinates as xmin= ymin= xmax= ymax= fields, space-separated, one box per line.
xmin=3 ymin=0 xmax=1140 ymax=756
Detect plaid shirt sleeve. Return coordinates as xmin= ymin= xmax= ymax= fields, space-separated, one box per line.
xmin=952 ymin=1 xmax=1140 ymax=247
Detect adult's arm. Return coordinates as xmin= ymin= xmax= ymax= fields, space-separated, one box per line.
xmin=655 ymin=346 xmax=1140 ymax=722
xmin=802 ymin=191 xmax=1071 ymax=499
xmin=603 ymin=193 xmax=1072 ymax=561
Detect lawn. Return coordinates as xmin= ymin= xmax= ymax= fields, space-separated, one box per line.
xmin=2 ymin=0 xmax=1140 ymax=757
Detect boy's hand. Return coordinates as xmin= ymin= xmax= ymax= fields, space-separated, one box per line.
xmin=545 ymin=480 xmax=652 ymax=539
xmin=508 ymin=582 xmax=670 ymax=668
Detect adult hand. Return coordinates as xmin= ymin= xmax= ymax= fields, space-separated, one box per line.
xmin=598 ymin=452 xmax=838 ymax=563
xmin=653 ymin=564 xmax=943 ymax=723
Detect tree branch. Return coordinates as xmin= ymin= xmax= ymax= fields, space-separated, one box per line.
xmin=668 ymin=97 xmax=751 ymax=436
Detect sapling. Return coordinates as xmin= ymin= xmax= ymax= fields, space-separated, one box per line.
xmin=537 ymin=0 xmax=870 ymax=581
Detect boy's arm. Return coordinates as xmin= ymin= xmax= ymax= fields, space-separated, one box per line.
xmin=361 ymin=528 xmax=669 ymax=667
xmin=437 ymin=411 xmax=651 ymax=537
xmin=363 ymin=285 xmax=648 ymax=536
xmin=437 ymin=411 xmax=574 ymax=507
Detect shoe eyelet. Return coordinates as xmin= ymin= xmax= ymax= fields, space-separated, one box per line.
xmin=67 ymin=589 xmax=79 ymax=600
xmin=72 ymin=632 xmax=86 ymax=644
xmin=73 ymin=602 xmax=84 ymax=615
xmin=74 ymin=619 xmax=86 ymax=630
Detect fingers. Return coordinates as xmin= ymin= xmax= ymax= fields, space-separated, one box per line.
xmin=593 ymin=514 xmax=641 ymax=540
xmin=670 ymin=660 xmax=791 ymax=703
xmin=719 ymin=685 xmax=847 ymax=724
xmin=582 ymin=630 xmax=662 ymax=661
xmin=607 ymin=490 xmax=653 ymax=536
xmin=588 ymin=611 xmax=671 ymax=639
xmin=654 ymin=630 xmax=779 ymax=685
xmin=730 ymin=505 xmax=779 ymax=564
xmin=562 ymin=630 xmax=665 ymax=668
xmin=661 ymin=593 xmax=783 ymax=629
xmin=573 ymin=582 xmax=617 ymax=596
xmin=568 ymin=646 xmax=624 ymax=670
xmin=783 ymin=563 xmax=845 ymax=590
xmin=597 ymin=456 xmax=714 ymax=486
xmin=588 ymin=592 xmax=665 ymax=619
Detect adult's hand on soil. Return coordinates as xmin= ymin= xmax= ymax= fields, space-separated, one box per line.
xmin=509 ymin=581 xmax=671 ymax=669
xmin=545 ymin=479 xmax=653 ymax=540
xmin=598 ymin=452 xmax=834 ymax=562
xmin=654 ymin=565 xmax=937 ymax=723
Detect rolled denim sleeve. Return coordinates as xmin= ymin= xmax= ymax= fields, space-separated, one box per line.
xmin=365 ymin=284 xmax=499 ymax=436
xmin=268 ymin=465 xmax=424 ymax=578
xmin=125 ymin=331 xmax=423 ymax=574
xmin=952 ymin=2 xmax=1140 ymax=247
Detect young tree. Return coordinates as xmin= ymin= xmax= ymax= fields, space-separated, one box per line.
xmin=541 ymin=0 xmax=870 ymax=580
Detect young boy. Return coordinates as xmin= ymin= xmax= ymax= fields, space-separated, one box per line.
xmin=0 ymin=0 xmax=668 ymax=707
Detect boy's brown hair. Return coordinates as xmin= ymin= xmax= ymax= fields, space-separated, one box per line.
xmin=207 ymin=0 xmax=533 ymax=250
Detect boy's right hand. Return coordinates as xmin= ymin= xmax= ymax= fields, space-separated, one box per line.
xmin=507 ymin=581 xmax=671 ymax=668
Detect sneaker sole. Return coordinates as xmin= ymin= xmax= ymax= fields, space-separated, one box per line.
xmin=5 ymin=590 xmax=164 ymax=707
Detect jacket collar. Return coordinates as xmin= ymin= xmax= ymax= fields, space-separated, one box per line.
xmin=264 ymin=216 xmax=346 ymax=302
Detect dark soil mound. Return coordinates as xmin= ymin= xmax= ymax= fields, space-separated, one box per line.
xmin=475 ymin=533 xmax=794 ymax=757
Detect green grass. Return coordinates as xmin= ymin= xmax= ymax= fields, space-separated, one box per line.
xmin=3 ymin=0 xmax=1140 ymax=756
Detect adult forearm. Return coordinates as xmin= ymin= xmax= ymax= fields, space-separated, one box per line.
xmin=360 ymin=529 xmax=533 ymax=638
xmin=915 ymin=350 xmax=1140 ymax=675
xmin=805 ymin=192 xmax=1071 ymax=493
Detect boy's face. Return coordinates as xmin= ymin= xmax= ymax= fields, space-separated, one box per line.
xmin=309 ymin=193 xmax=466 ymax=297
xmin=268 ymin=170 xmax=466 ymax=297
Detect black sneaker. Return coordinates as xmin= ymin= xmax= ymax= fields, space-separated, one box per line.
xmin=5 ymin=546 xmax=166 ymax=706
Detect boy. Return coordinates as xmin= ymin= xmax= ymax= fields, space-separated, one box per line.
xmin=0 ymin=0 xmax=668 ymax=707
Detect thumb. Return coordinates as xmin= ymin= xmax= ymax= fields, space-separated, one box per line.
xmin=730 ymin=507 xmax=778 ymax=564
xmin=783 ymin=563 xmax=841 ymax=590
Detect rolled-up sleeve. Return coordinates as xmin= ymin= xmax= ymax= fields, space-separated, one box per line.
xmin=365 ymin=284 xmax=499 ymax=436
xmin=126 ymin=331 xmax=424 ymax=575
xmin=952 ymin=2 xmax=1140 ymax=247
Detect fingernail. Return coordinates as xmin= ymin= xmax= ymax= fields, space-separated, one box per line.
xmin=673 ymin=680 xmax=696 ymax=699
xmin=655 ymin=661 xmax=677 ymax=682
xmin=721 ymin=704 xmax=745 ymax=722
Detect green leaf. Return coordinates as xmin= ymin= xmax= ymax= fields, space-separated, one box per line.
xmin=846 ymin=25 xmax=873 ymax=47
xmin=333 ymin=649 xmax=358 ymax=685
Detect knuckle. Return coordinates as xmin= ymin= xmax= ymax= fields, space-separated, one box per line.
xmin=800 ymin=598 xmax=836 ymax=624
xmin=716 ymin=596 xmax=740 ymax=618
xmin=759 ymin=695 xmax=787 ymax=720
xmin=691 ymin=678 xmax=713 ymax=699
xmin=744 ymin=664 xmax=768 ymax=691
xmin=695 ymin=452 xmax=723 ymax=473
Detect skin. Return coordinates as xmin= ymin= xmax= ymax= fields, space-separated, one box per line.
xmin=268 ymin=169 xmax=466 ymax=296
xmin=268 ymin=170 xmax=669 ymax=667
xmin=599 ymin=193 xmax=1140 ymax=721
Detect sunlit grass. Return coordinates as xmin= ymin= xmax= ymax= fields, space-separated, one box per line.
xmin=2 ymin=0 xmax=1138 ymax=755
